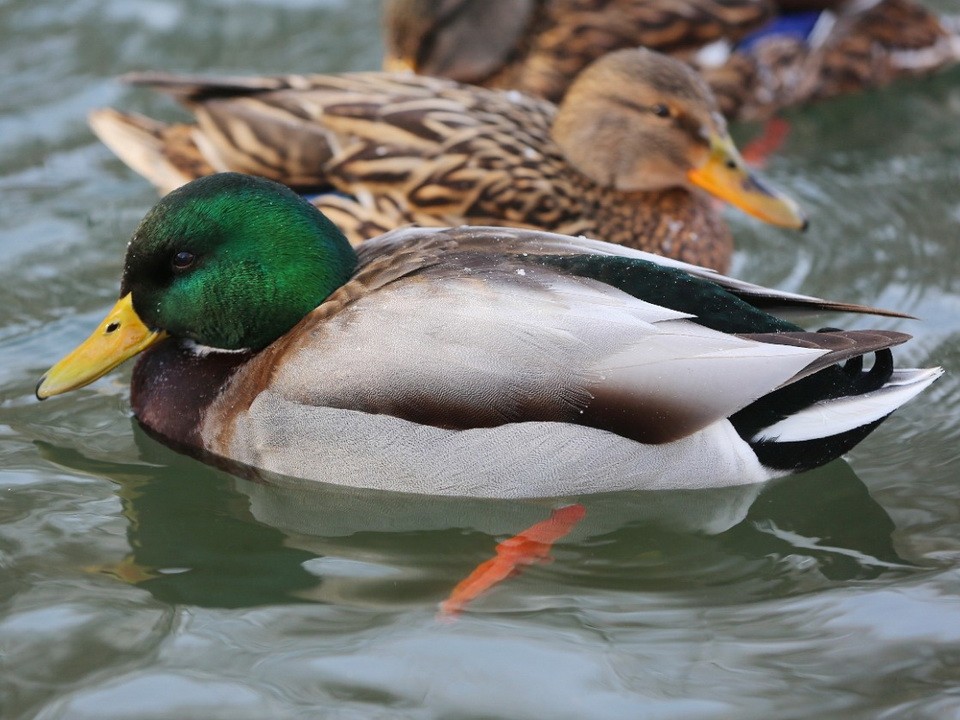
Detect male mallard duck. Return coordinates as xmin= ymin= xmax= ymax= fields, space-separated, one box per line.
xmin=383 ymin=0 xmax=960 ymax=120
xmin=37 ymin=174 xmax=940 ymax=498
xmin=89 ymin=48 xmax=805 ymax=273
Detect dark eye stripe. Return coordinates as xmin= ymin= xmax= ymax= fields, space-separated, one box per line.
xmin=604 ymin=95 xmax=656 ymax=116
xmin=604 ymin=95 xmax=708 ymax=147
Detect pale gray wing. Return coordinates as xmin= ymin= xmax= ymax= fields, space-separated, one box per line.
xmin=259 ymin=259 xmax=829 ymax=444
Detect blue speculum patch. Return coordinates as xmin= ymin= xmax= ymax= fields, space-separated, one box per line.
xmin=736 ymin=10 xmax=824 ymax=53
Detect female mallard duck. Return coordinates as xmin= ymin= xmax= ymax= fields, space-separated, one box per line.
xmin=383 ymin=0 xmax=960 ymax=120
xmin=89 ymin=48 xmax=805 ymax=274
xmin=37 ymin=174 xmax=940 ymax=498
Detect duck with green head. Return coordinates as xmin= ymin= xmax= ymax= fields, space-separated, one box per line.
xmin=38 ymin=174 xmax=941 ymax=498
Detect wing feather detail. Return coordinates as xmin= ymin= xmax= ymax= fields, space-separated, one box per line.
xmin=227 ymin=264 xmax=829 ymax=445
xmin=361 ymin=225 xmax=914 ymax=318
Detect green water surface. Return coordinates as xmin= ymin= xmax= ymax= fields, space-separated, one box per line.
xmin=1 ymin=1 xmax=959 ymax=718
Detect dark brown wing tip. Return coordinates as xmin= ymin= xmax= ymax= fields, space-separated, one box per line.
xmin=812 ymin=301 xmax=918 ymax=320
xmin=751 ymin=294 xmax=919 ymax=320
xmin=738 ymin=329 xmax=914 ymax=385
xmin=739 ymin=328 xmax=911 ymax=348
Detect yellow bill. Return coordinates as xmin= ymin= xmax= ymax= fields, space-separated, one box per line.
xmin=36 ymin=293 xmax=167 ymax=399
xmin=688 ymin=133 xmax=808 ymax=230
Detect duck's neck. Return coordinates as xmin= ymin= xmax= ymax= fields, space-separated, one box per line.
xmin=130 ymin=339 xmax=251 ymax=450
xmin=581 ymin=182 xmax=733 ymax=273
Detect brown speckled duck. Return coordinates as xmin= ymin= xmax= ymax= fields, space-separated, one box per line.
xmin=383 ymin=0 xmax=960 ymax=120
xmin=89 ymin=48 xmax=806 ymax=273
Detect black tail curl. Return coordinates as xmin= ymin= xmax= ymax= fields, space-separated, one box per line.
xmin=817 ymin=326 xmax=894 ymax=393
xmin=732 ymin=329 xmax=900 ymax=472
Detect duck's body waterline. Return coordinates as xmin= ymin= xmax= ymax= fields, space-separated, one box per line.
xmin=129 ymin=336 xmax=775 ymax=498
xmin=36 ymin=175 xmax=940 ymax=498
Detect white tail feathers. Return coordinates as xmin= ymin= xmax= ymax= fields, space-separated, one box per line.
xmin=752 ymin=367 xmax=943 ymax=444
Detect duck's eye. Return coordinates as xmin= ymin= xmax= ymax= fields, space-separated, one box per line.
xmin=172 ymin=251 xmax=196 ymax=270
xmin=651 ymin=104 xmax=671 ymax=118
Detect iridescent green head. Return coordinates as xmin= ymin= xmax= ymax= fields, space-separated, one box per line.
xmin=37 ymin=173 xmax=357 ymax=399
xmin=123 ymin=172 xmax=357 ymax=350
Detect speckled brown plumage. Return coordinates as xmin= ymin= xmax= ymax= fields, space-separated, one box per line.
xmin=384 ymin=0 xmax=960 ymax=120
xmin=90 ymin=50 xmax=788 ymax=271
xmin=702 ymin=0 xmax=960 ymax=119
xmin=383 ymin=0 xmax=774 ymax=102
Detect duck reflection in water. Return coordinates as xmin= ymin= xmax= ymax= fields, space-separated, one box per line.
xmin=38 ymin=424 xmax=909 ymax=615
